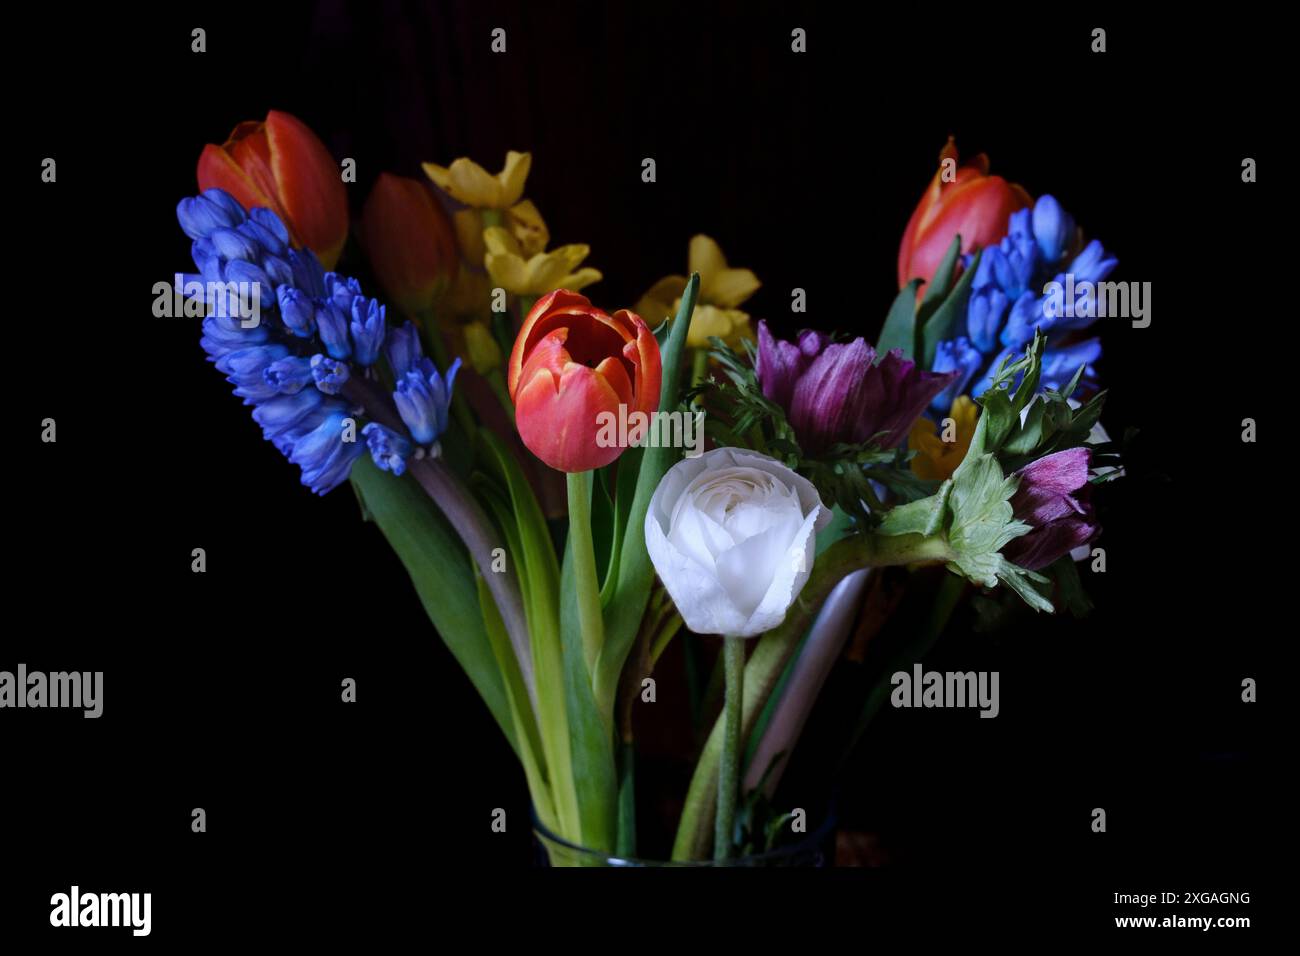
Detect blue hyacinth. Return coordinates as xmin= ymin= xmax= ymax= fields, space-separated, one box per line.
xmin=933 ymin=193 xmax=1117 ymax=409
xmin=175 ymin=188 xmax=458 ymax=493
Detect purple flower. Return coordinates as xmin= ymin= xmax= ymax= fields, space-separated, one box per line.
xmin=1003 ymin=447 xmax=1099 ymax=570
xmin=756 ymin=322 xmax=828 ymax=409
xmin=755 ymin=320 xmax=957 ymax=453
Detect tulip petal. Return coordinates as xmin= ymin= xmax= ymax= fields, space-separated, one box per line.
xmin=264 ymin=110 xmax=349 ymax=269
xmin=515 ymin=355 xmax=624 ymax=472
xmin=197 ymin=144 xmax=288 ymax=233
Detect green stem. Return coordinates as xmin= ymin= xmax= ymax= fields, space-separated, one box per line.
xmin=567 ymin=471 xmax=605 ymax=674
xmin=616 ymin=741 xmax=637 ymax=857
xmin=671 ymin=530 xmax=954 ymax=861
xmin=714 ymin=636 xmax=745 ymax=861
xmin=690 ymin=348 xmax=709 ymax=397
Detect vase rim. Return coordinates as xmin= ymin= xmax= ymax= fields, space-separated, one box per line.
xmin=530 ymin=802 xmax=837 ymax=867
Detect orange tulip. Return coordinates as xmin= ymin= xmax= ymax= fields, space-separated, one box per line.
xmin=508 ymin=290 xmax=661 ymax=473
xmin=897 ymin=138 xmax=1032 ymax=290
xmin=197 ymin=110 xmax=349 ymax=269
xmin=359 ymin=173 xmax=457 ymax=317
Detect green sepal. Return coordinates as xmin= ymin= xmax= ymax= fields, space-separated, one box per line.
xmin=876 ymin=279 xmax=921 ymax=359
xmin=920 ymin=248 xmax=982 ymax=369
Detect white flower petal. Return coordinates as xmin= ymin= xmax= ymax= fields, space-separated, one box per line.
xmin=644 ymin=446 xmax=831 ymax=638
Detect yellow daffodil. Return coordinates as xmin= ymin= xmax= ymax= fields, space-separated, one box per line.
xmin=455 ymin=199 xmax=549 ymax=270
xmin=684 ymin=302 xmax=753 ymax=349
xmin=422 ymin=150 xmax=531 ymax=210
xmin=909 ymin=396 xmax=979 ymax=481
xmin=634 ymin=234 xmax=760 ymax=346
xmin=483 ymin=226 xmax=602 ymax=298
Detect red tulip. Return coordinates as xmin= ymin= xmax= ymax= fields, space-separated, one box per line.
xmin=508 ymin=290 xmax=661 ymax=473
xmin=197 ymin=110 xmax=349 ymax=269
xmin=359 ymin=173 xmax=457 ymax=317
xmin=897 ymin=138 xmax=1032 ymax=290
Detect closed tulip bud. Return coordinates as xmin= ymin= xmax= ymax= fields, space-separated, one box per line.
xmin=359 ymin=173 xmax=458 ymax=317
xmin=197 ymin=110 xmax=349 ymax=269
xmin=507 ymin=290 xmax=662 ymax=473
xmin=897 ymin=138 xmax=1032 ymax=290
xmin=463 ymin=321 xmax=502 ymax=375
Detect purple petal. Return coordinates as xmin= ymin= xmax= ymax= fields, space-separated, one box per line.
xmin=1015 ymin=447 xmax=1091 ymax=496
xmin=1004 ymin=517 xmax=1099 ymax=571
xmin=789 ymin=338 xmax=873 ymax=453
xmin=757 ymin=320 xmax=811 ymax=408
xmin=857 ymin=349 xmax=958 ymax=448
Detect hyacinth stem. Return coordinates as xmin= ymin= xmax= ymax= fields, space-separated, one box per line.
xmin=567 ymin=471 xmax=605 ymax=674
xmin=343 ymin=376 xmax=535 ymax=699
xmin=671 ymin=530 xmax=954 ymax=861
xmin=714 ymin=636 xmax=745 ymax=861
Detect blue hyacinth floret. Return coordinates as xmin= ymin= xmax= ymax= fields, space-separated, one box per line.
xmin=930 ymin=194 xmax=1117 ymax=411
xmin=176 ymin=188 xmax=459 ymax=493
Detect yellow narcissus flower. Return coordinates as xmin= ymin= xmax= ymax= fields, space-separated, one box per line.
xmin=634 ymin=235 xmax=760 ymax=347
xmin=909 ymin=396 xmax=979 ymax=481
xmin=684 ymin=303 xmax=753 ymax=349
xmin=483 ymin=226 xmax=602 ymax=297
xmin=422 ymin=150 xmax=531 ymax=210
xmin=455 ymin=199 xmax=549 ymax=270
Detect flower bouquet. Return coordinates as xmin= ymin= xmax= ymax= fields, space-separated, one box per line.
xmin=171 ymin=117 xmax=1120 ymax=864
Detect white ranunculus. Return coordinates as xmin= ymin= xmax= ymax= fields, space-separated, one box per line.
xmin=645 ymin=447 xmax=831 ymax=637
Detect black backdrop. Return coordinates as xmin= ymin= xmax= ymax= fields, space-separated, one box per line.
xmin=6 ymin=0 xmax=1281 ymax=941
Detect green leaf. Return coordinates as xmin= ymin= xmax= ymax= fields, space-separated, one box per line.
xmin=916 ymin=235 xmax=962 ymax=330
xmin=599 ymin=445 xmax=644 ymax=605
xmin=879 ymin=480 xmax=953 ymax=537
xmin=475 ymin=568 xmax=555 ymax=829
xmin=920 ymin=248 xmax=982 ymax=369
xmin=876 ymin=280 xmax=921 ymax=359
xmin=349 ymin=458 xmax=516 ymax=752
xmin=594 ymin=273 xmax=700 ymax=723
xmin=475 ymin=431 xmax=581 ymax=840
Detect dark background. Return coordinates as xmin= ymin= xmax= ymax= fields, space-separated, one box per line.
xmin=6 ymin=0 xmax=1280 ymax=941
